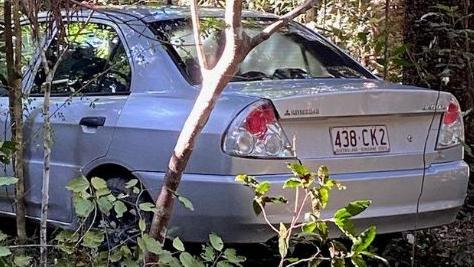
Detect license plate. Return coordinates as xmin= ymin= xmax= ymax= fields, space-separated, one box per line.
xmin=330 ymin=125 xmax=390 ymax=154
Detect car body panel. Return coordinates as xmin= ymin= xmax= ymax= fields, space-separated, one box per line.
xmin=134 ymin=160 xmax=469 ymax=242
xmin=0 ymin=7 xmax=468 ymax=242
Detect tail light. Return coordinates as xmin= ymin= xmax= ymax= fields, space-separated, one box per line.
xmin=437 ymin=100 xmax=464 ymax=149
xmin=223 ymin=100 xmax=294 ymax=158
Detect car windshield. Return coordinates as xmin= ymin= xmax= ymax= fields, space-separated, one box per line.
xmin=150 ymin=18 xmax=373 ymax=84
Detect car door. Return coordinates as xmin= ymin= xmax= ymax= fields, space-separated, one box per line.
xmin=22 ymin=18 xmax=133 ymax=223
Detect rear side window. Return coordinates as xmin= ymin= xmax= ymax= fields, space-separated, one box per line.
xmin=31 ymin=22 xmax=131 ymax=96
xmin=150 ymin=18 xmax=374 ymax=85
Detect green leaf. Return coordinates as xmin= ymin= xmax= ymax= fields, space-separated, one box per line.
xmin=255 ymin=181 xmax=271 ymax=196
xmin=352 ymin=226 xmax=376 ymax=253
xmin=122 ymin=258 xmax=140 ymax=267
xmin=90 ymin=177 xmax=107 ymax=190
xmin=113 ymin=200 xmax=128 ymax=218
xmin=54 ymin=230 xmax=79 ymax=243
xmin=57 ymin=244 xmax=74 ymax=255
xmin=302 ymin=221 xmax=317 ymax=233
xmin=95 ymin=188 xmax=111 ymax=197
xmin=334 ymin=200 xmax=371 ymax=237
xmin=137 ymin=237 xmax=146 ymax=253
xmin=278 ymin=223 xmax=288 ymax=258
xmin=142 ymin=234 xmax=162 ymax=255
xmin=319 ymin=187 xmax=329 ymax=208
xmin=335 ymin=200 xmax=371 ymax=219
xmin=97 ymin=196 xmax=113 ymax=215
xmin=351 ymin=254 xmax=367 ymax=267
xmin=73 ymin=197 xmax=94 ymax=218
xmin=0 ymin=177 xmax=18 ymax=186
xmin=332 ymin=258 xmax=346 ymax=267
xmin=110 ymin=248 xmax=123 ymax=263
xmin=200 ymin=245 xmax=215 ymax=262
xmin=235 ymin=174 xmax=248 ymax=183
xmin=223 ymin=248 xmax=246 ymax=264
xmin=139 ymin=218 xmax=146 ymax=232
xmin=125 ymin=179 xmax=138 ymax=189
xmin=287 ymin=258 xmax=300 ymax=263
xmin=66 ymin=176 xmax=90 ymax=193
xmin=309 ymin=259 xmax=323 ymax=267
xmin=173 ymin=237 xmax=185 ymax=252
xmin=180 ymin=252 xmax=205 ymax=267
xmin=14 ymin=255 xmax=32 ymax=267
xmin=314 ymin=221 xmax=329 ymax=240
xmin=120 ymin=245 xmax=132 ymax=256
xmin=178 ymin=195 xmax=194 ymax=211
xmin=0 ymin=246 xmax=11 ymax=257
xmin=0 ymin=230 xmax=7 ymax=242
xmin=209 ymin=233 xmax=224 ymax=251
xmin=139 ymin=202 xmax=157 ymax=213
xmin=288 ymin=162 xmax=310 ymax=177
xmin=82 ymin=231 xmax=104 ymax=249
xmin=317 ymin=166 xmax=329 ymax=180
xmin=216 ymin=261 xmax=233 ymax=267
xmin=283 ymin=178 xmax=302 ymax=188
xmin=159 ymin=250 xmax=181 ymax=267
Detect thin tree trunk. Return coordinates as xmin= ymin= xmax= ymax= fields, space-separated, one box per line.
xmin=39 ymin=49 xmax=53 ymax=266
xmin=147 ymin=0 xmax=315 ymax=263
xmin=383 ymin=0 xmax=390 ymax=79
xmin=4 ymin=0 xmax=27 ymax=244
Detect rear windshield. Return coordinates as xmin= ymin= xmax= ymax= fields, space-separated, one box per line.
xmin=150 ymin=18 xmax=374 ymax=84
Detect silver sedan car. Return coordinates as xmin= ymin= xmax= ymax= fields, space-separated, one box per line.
xmin=0 ymin=6 xmax=469 ymax=243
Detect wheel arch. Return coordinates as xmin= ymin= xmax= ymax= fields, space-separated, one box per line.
xmin=85 ymin=163 xmax=155 ymax=202
xmin=86 ymin=163 xmax=134 ymax=180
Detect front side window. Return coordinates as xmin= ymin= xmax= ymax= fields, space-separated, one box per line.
xmin=31 ymin=22 xmax=131 ymax=95
xmin=151 ymin=18 xmax=374 ymax=85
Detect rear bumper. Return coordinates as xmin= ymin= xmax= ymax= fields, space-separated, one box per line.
xmin=134 ymin=160 xmax=469 ymax=243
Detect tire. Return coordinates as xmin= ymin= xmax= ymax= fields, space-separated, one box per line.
xmin=95 ymin=176 xmax=152 ymax=247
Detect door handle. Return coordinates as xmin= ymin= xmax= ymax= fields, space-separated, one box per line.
xmin=79 ymin=116 xmax=106 ymax=127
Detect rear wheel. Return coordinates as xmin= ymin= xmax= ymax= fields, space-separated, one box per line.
xmin=94 ymin=176 xmax=152 ymax=247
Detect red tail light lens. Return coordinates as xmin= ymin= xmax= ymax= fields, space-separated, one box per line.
xmin=443 ymin=102 xmax=461 ymax=125
xmin=223 ymin=100 xmax=293 ymax=158
xmin=437 ymin=100 xmax=464 ymax=149
xmin=245 ymin=103 xmax=276 ymax=138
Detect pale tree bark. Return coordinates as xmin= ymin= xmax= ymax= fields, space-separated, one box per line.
xmin=39 ymin=49 xmax=53 ymax=267
xmin=4 ymin=0 xmax=27 ymax=244
xmin=18 ymin=1 xmax=54 ymax=263
xmin=147 ymin=0 xmax=315 ymax=263
xmin=30 ymin=6 xmax=91 ymax=263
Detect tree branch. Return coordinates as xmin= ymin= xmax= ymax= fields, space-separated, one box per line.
xmin=190 ymin=0 xmax=208 ymax=71
xmin=249 ymin=0 xmax=316 ymax=50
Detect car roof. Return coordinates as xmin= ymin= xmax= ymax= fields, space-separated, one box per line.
xmin=35 ymin=5 xmax=278 ymax=24
xmin=100 ymin=5 xmax=277 ymax=22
